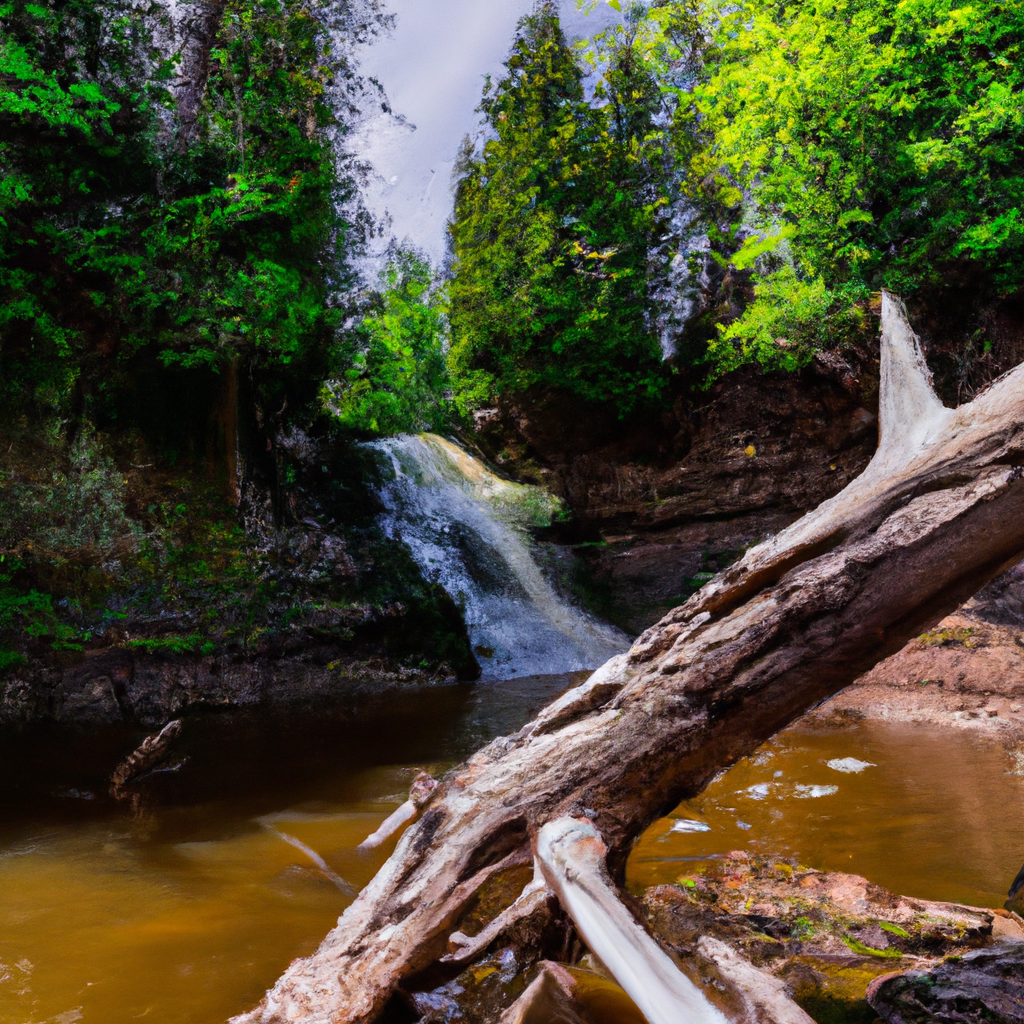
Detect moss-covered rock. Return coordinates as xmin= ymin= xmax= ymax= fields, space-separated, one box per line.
xmin=640 ymin=853 xmax=1022 ymax=1024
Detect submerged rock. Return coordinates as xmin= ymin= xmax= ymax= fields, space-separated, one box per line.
xmin=866 ymin=944 xmax=1024 ymax=1024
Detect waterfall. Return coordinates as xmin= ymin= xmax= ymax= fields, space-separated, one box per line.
xmin=369 ymin=434 xmax=630 ymax=680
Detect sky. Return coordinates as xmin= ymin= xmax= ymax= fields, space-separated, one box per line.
xmin=351 ymin=0 xmax=622 ymax=268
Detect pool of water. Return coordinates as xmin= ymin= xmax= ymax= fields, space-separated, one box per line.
xmin=629 ymin=720 xmax=1024 ymax=909
xmin=1 ymin=681 xmax=1022 ymax=1023
xmin=0 ymin=674 xmax=583 ymax=1024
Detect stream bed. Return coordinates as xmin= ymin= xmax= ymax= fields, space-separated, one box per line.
xmin=1 ymin=676 xmax=1022 ymax=1023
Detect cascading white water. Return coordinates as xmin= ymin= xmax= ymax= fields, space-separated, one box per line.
xmin=370 ymin=433 xmax=629 ymax=680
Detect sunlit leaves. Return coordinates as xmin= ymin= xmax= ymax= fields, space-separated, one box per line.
xmin=678 ymin=0 xmax=1024 ymax=376
xmin=327 ymin=252 xmax=448 ymax=435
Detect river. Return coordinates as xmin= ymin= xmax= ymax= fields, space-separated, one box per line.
xmin=1 ymin=676 xmax=1022 ymax=1023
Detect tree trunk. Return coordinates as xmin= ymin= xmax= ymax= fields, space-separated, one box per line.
xmin=173 ymin=0 xmax=227 ymax=148
xmin=233 ymin=293 xmax=1024 ymax=1023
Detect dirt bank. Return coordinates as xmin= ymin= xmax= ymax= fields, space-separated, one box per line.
xmin=805 ymin=612 xmax=1024 ymax=759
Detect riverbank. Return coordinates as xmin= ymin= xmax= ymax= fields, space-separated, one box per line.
xmin=804 ymin=611 xmax=1024 ymax=760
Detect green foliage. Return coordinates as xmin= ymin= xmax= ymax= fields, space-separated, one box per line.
xmin=682 ymin=0 xmax=1024 ymax=375
xmin=126 ymin=632 xmax=215 ymax=655
xmin=710 ymin=268 xmax=866 ymax=375
xmin=0 ymin=429 xmax=141 ymax=559
xmin=0 ymin=0 xmax=365 ymax=412
xmin=327 ymin=251 xmax=449 ymax=435
xmin=448 ymin=3 xmax=682 ymax=414
xmin=0 ymin=556 xmax=91 ymax=671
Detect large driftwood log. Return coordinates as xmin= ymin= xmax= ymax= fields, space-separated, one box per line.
xmin=235 ymin=293 xmax=1024 ymax=1023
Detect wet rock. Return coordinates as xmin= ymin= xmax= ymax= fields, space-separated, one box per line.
xmin=866 ymin=944 xmax=1024 ymax=1024
xmin=804 ymin=613 xmax=1024 ymax=746
xmin=0 ymin=644 xmax=466 ymax=727
xmin=498 ymin=962 xmax=586 ymax=1024
xmin=641 ymin=854 xmax=1019 ymax=1024
xmin=57 ymin=674 xmax=122 ymax=724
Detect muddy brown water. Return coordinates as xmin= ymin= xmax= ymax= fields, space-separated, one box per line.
xmin=1 ymin=676 xmax=1022 ymax=1023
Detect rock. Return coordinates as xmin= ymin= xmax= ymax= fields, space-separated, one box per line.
xmin=803 ymin=613 xmax=1024 ymax=745
xmin=498 ymin=962 xmax=586 ymax=1024
xmin=58 ymin=674 xmax=122 ymax=724
xmin=642 ymin=854 xmax=1009 ymax=1024
xmin=465 ymin=362 xmax=880 ymax=632
xmin=1008 ymin=862 xmax=1024 ymax=917
xmin=866 ymin=944 xmax=1024 ymax=1024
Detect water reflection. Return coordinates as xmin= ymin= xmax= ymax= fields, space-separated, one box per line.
xmin=0 ymin=673 xmax=583 ymax=1024
xmin=628 ymin=721 xmax=1024 ymax=909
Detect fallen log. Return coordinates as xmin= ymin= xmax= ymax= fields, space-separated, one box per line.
xmin=110 ymin=718 xmax=183 ymax=798
xmin=234 ymin=292 xmax=1024 ymax=1023
xmin=535 ymin=817 xmax=728 ymax=1024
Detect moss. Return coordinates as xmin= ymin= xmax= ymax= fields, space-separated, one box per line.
xmin=784 ymin=955 xmax=900 ymax=1024
xmin=843 ymin=936 xmax=903 ymax=959
xmin=917 ymin=625 xmax=981 ymax=649
xmin=880 ymin=922 xmax=910 ymax=938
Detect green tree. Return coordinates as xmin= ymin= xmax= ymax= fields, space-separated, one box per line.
xmin=679 ymin=0 xmax=1024 ymax=376
xmin=448 ymin=2 xmax=678 ymax=416
xmin=327 ymin=250 xmax=449 ymax=435
xmin=0 ymin=0 xmax=376 ymax=418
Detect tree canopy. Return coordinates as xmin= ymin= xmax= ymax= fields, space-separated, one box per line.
xmin=686 ymin=0 xmax=1024 ymax=375
xmin=447 ymin=3 xmax=685 ymax=415
xmin=0 ymin=0 xmax=375 ymax=417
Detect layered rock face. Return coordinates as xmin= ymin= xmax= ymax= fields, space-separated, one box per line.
xmin=468 ymin=350 xmax=880 ymax=634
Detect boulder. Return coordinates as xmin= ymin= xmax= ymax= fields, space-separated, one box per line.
xmin=866 ymin=944 xmax=1024 ymax=1024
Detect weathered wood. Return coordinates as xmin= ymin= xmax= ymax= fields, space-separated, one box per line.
xmin=695 ymin=938 xmax=816 ymax=1024
xmin=357 ymin=773 xmax=437 ymax=852
xmin=110 ymin=718 xmax=182 ymax=796
xmin=498 ymin=962 xmax=587 ymax=1024
xmin=536 ymin=817 xmax=728 ymax=1024
xmin=233 ymin=293 xmax=1024 ymax=1023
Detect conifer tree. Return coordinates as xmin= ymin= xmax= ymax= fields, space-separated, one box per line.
xmin=448 ymin=3 xmax=672 ymax=415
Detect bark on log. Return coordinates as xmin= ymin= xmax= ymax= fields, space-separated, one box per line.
xmin=110 ymin=718 xmax=183 ymax=794
xmin=234 ymin=292 xmax=1024 ymax=1023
